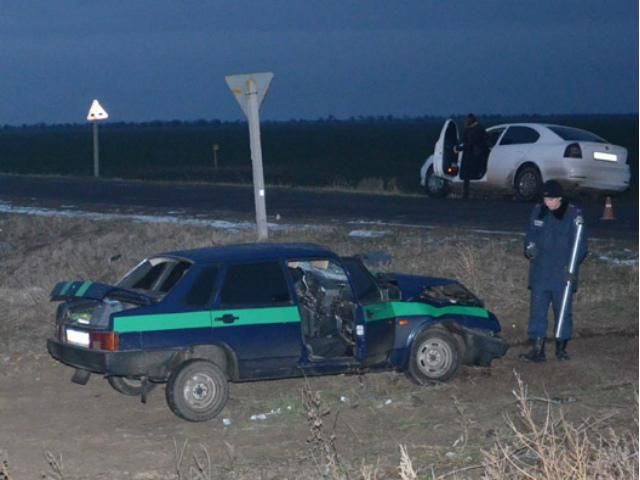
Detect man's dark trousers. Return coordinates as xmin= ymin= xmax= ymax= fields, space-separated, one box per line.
xmin=528 ymin=286 xmax=573 ymax=341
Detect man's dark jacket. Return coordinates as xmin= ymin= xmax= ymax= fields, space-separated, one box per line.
xmin=459 ymin=123 xmax=489 ymax=180
xmin=524 ymin=199 xmax=588 ymax=292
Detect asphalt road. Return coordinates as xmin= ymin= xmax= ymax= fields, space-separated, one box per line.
xmin=0 ymin=174 xmax=637 ymax=240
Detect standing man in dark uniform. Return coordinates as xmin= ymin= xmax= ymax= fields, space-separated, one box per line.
xmin=520 ymin=180 xmax=588 ymax=362
xmin=454 ymin=114 xmax=489 ymax=199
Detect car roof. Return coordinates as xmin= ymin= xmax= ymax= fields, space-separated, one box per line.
xmin=488 ymin=122 xmax=594 ymax=131
xmin=487 ymin=122 xmax=547 ymax=130
xmin=486 ymin=123 xmax=608 ymax=143
xmin=159 ymin=242 xmax=338 ymax=264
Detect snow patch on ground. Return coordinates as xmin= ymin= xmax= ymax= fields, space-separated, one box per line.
xmin=596 ymin=250 xmax=639 ymax=267
xmin=0 ymin=201 xmax=295 ymax=232
xmin=0 ymin=201 xmax=636 ymax=267
xmin=348 ymin=229 xmax=391 ymax=238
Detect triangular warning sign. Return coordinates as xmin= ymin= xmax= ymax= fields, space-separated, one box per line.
xmin=87 ymin=99 xmax=109 ymax=121
xmin=225 ymin=72 xmax=273 ymax=117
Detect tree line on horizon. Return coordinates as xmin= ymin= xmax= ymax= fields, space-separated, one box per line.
xmin=0 ymin=114 xmax=636 ymax=193
xmin=0 ymin=112 xmax=637 ymax=130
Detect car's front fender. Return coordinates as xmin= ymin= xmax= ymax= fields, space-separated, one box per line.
xmin=388 ymin=317 xmax=453 ymax=368
xmin=389 ymin=317 xmax=507 ymax=369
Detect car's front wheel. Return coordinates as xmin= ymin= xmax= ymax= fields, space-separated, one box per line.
xmin=165 ymin=360 xmax=229 ymax=422
xmin=407 ymin=328 xmax=460 ymax=384
xmin=424 ymin=166 xmax=450 ymax=198
xmin=107 ymin=376 xmax=156 ymax=396
xmin=514 ymin=165 xmax=542 ymax=201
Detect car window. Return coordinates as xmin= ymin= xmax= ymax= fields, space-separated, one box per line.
xmin=499 ymin=126 xmax=540 ymax=146
xmin=118 ymin=257 xmax=192 ymax=295
xmin=158 ymin=261 xmax=191 ymax=293
xmin=287 ymin=258 xmax=353 ymax=302
xmin=547 ymin=126 xmax=606 ymax=142
xmin=183 ymin=266 xmax=219 ymax=307
xmin=220 ymin=261 xmax=291 ymax=307
xmin=341 ymin=257 xmax=382 ymax=304
xmin=486 ymin=128 xmax=505 ymax=148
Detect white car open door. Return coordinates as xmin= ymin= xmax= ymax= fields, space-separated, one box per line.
xmin=433 ymin=119 xmax=461 ymax=179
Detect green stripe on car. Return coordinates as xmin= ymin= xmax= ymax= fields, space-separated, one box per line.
xmin=75 ymin=281 xmax=92 ymax=297
xmin=113 ymin=306 xmax=301 ymax=333
xmin=58 ymin=281 xmax=72 ymax=295
xmin=212 ymin=307 xmax=300 ymax=328
xmin=364 ymin=301 xmax=488 ymax=322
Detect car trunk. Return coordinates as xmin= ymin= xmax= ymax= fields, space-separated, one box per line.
xmin=51 ymin=281 xmax=155 ymax=349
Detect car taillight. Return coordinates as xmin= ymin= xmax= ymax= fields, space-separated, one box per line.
xmin=90 ymin=331 xmax=119 ymax=351
xmin=564 ymin=143 xmax=582 ymax=158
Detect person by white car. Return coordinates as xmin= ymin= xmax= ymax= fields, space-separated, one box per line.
xmin=420 ymin=121 xmax=630 ymax=201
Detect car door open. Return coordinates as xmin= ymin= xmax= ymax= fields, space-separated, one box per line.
xmin=433 ymin=119 xmax=461 ymax=179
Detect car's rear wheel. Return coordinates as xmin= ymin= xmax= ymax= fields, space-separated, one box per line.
xmin=514 ymin=165 xmax=542 ymax=201
xmin=107 ymin=376 xmax=156 ymax=396
xmin=424 ymin=166 xmax=450 ymax=198
xmin=407 ymin=328 xmax=460 ymax=384
xmin=165 ymin=360 xmax=228 ymax=422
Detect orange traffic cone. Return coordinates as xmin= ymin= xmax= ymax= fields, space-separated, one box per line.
xmin=600 ymin=195 xmax=616 ymax=221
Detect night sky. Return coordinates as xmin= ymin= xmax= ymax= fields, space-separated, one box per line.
xmin=1 ymin=0 xmax=638 ymax=125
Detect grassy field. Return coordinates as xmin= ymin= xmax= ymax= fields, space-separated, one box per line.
xmin=0 ymin=114 xmax=637 ymax=194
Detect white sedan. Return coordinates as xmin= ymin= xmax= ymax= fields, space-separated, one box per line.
xmin=419 ymin=121 xmax=631 ymax=201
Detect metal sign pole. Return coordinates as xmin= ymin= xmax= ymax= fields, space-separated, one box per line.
xmin=225 ymin=72 xmax=273 ymax=242
xmin=92 ymin=121 xmax=100 ymax=177
xmin=555 ymin=218 xmax=584 ymax=338
xmin=86 ymin=99 xmax=108 ymax=179
xmin=246 ymin=79 xmax=268 ymax=241
xmin=212 ymin=144 xmax=219 ymax=169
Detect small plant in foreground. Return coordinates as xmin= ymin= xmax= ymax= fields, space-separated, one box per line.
xmin=302 ymin=381 xmax=348 ymax=480
xmin=173 ymin=438 xmax=215 ymax=480
xmin=43 ymin=451 xmax=64 ymax=480
xmin=481 ymin=372 xmax=639 ymax=479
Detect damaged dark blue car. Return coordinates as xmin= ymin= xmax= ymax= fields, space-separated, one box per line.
xmin=47 ymin=243 xmax=508 ymax=422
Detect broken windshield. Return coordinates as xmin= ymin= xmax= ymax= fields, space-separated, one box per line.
xmin=117 ymin=257 xmax=192 ymax=296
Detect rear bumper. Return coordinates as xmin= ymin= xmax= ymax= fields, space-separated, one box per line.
xmin=561 ymin=163 xmax=631 ymax=193
xmin=571 ymin=178 xmax=630 ymax=193
xmin=47 ymin=338 xmax=176 ymax=379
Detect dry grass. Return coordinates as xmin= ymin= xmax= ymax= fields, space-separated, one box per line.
xmin=480 ymin=372 xmax=639 ymax=480
xmin=144 ymin=375 xmax=633 ymax=480
xmin=293 ymin=374 xmax=639 ymax=480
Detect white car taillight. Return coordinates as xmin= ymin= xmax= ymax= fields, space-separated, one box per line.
xmin=564 ymin=143 xmax=582 ymax=158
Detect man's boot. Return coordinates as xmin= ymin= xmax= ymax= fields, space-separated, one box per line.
xmin=555 ymin=340 xmax=570 ymax=361
xmin=519 ymin=338 xmax=546 ymax=362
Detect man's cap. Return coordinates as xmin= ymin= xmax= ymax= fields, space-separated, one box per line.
xmin=543 ymin=180 xmax=563 ymax=198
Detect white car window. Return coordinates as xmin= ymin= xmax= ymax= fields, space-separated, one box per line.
xmin=547 ymin=126 xmax=607 ymax=142
xmin=499 ymin=126 xmax=540 ymax=146
xmin=487 ymin=128 xmax=506 ymax=148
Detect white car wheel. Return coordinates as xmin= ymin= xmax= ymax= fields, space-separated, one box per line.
xmin=166 ymin=360 xmax=228 ymax=422
xmin=424 ymin=166 xmax=450 ymax=198
xmin=408 ymin=328 xmax=460 ymax=384
xmin=514 ymin=165 xmax=542 ymax=201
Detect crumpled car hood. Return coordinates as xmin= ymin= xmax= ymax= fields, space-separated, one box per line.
xmin=381 ymin=273 xmax=483 ymax=307
xmin=385 ymin=273 xmax=451 ymax=299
